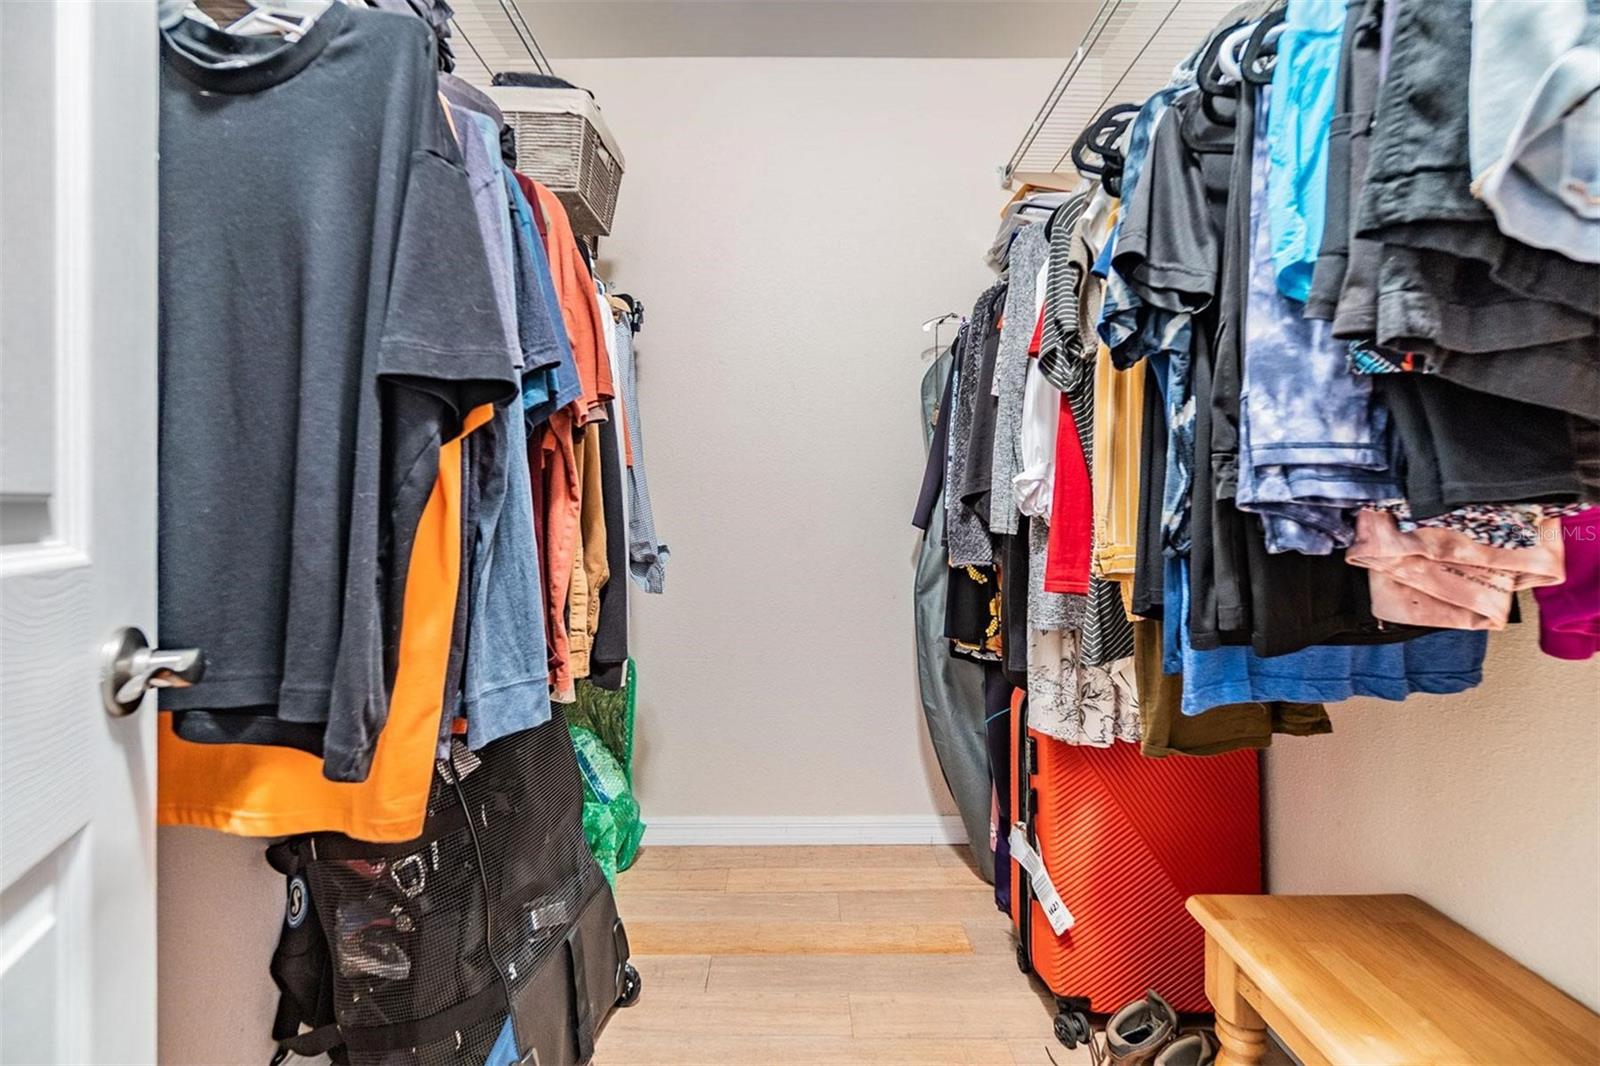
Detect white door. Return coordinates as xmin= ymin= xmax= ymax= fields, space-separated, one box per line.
xmin=0 ymin=1 xmax=161 ymax=1061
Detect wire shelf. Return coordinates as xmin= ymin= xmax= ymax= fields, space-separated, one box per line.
xmin=1003 ymin=0 xmax=1243 ymax=186
xmin=448 ymin=0 xmax=553 ymax=85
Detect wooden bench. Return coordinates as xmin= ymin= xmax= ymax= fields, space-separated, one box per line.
xmin=1187 ymin=894 xmax=1600 ymax=1066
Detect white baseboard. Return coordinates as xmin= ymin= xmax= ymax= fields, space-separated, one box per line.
xmin=641 ymin=815 xmax=969 ymax=847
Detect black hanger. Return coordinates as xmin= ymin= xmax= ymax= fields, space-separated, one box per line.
xmin=1196 ymin=21 xmax=1245 ymax=125
xmin=1071 ymin=124 xmax=1108 ymax=177
xmin=1072 ymin=102 xmax=1139 ymax=181
xmin=1241 ymin=7 xmax=1287 ymax=84
xmin=1091 ymin=115 xmax=1133 ymax=194
xmin=1197 ymin=24 xmax=1240 ymax=97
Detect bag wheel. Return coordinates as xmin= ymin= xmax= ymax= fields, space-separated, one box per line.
xmin=1015 ymin=942 xmax=1031 ymax=975
xmin=1053 ymin=1010 xmax=1091 ymax=1048
xmin=617 ymin=963 xmax=643 ymax=1008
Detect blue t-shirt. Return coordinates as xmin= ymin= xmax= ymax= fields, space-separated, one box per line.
xmin=505 ymin=169 xmax=583 ymax=425
xmin=455 ymin=118 xmax=564 ymax=750
xmin=1164 ymin=557 xmax=1487 ymax=716
xmin=1097 ymin=84 xmax=1188 ymax=368
xmin=461 ymin=403 xmax=552 ymax=749
xmin=1266 ymin=0 xmax=1344 ymax=302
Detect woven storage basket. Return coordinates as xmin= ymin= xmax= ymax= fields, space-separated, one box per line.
xmin=488 ymin=85 xmax=626 ymax=237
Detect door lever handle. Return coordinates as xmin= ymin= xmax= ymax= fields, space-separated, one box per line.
xmin=101 ymin=626 xmax=206 ymax=717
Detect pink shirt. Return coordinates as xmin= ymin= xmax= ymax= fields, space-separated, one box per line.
xmin=1533 ymin=509 xmax=1600 ymax=660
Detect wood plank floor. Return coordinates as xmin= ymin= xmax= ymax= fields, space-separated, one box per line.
xmin=594 ymin=844 xmax=1081 ymax=1066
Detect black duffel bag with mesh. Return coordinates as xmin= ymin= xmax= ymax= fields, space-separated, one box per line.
xmin=266 ymin=708 xmax=641 ymax=1065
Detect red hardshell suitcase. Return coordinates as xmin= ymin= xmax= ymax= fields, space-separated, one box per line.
xmin=1009 ymin=690 xmax=1261 ymax=1023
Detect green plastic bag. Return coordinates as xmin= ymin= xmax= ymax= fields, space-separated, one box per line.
xmin=568 ymin=661 xmax=645 ymax=885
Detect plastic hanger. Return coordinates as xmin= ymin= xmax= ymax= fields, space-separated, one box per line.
xmin=227 ymin=0 xmax=334 ymax=39
xmin=1196 ymin=23 xmax=1240 ymax=96
xmin=1241 ymin=10 xmax=1288 ymax=84
xmin=1197 ymin=20 xmax=1249 ymax=125
xmin=1216 ymin=23 xmax=1256 ymax=83
xmin=1090 ymin=112 xmax=1134 ymax=196
xmin=1071 ymin=125 xmax=1108 ymax=178
xmin=1072 ymin=102 xmax=1139 ymax=180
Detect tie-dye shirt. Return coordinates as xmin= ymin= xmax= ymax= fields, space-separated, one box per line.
xmin=1237 ymin=85 xmax=1401 ymax=555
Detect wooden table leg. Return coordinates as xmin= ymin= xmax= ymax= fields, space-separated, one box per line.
xmin=1205 ymin=933 xmax=1269 ymax=1066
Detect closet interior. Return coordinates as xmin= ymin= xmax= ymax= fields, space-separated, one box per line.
xmin=8 ymin=0 xmax=1589 ymax=1062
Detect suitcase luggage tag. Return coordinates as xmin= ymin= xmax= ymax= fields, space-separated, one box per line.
xmin=1008 ymin=824 xmax=1074 ymax=935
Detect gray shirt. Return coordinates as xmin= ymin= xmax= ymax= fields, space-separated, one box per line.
xmin=453 ymin=104 xmax=521 ymax=372
xmin=158 ymin=6 xmax=518 ymax=781
xmin=988 ymin=224 xmax=1049 ymax=536
xmin=450 ymin=109 xmax=553 ymax=748
xmin=945 ymin=284 xmax=1005 ymax=568
xmin=615 ymin=322 xmax=670 ymax=592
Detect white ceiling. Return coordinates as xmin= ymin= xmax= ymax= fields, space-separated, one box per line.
xmin=446 ymin=0 xmax=1100 ymax=75
xmin=444 ymin=0 xmax=1240 ymax=185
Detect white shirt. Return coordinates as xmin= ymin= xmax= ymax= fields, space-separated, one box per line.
xmin=1013 ymin=254 xmax=1060 ymax=518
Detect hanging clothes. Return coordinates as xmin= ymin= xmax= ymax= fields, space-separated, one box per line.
xmin=158 ymin=6 xmax=519 ymax=782
xmin=452 ymin=105 xmax=556 ymax=750
xmin=912 ymin=350 xmax=998 ymax=883
xmin=157 ymin=6 xmax=664 ymax=838
xmin=926 ymin=0 xmax=1600 ymax=799
xmin=159 ymin=413 xmax=485 ymax=841
xmin=1535 ymin=508 xmax=1600 ymax=660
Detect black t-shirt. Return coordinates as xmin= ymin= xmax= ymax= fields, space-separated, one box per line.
xmin=913 ymin=347 xmax=958 ymax=533
xmin=590 ymin=405 xmax=630 ymax=689
xmin=1132 ymin=358 xmax=1168 ymax=620
xmin=1376 ymin=374 xmax=1591 ymax=518
xmin=159 ymin=6 xmax=518 ymax=781
xmin=1113 ymin=98 xmax=1228 ymax=318
xmin=999 ymin=528 xmax=1030 ymax=687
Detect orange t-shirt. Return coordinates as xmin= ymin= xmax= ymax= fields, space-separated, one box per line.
xmin=531 ymin=181 xmax=613 ymax=419
xmin=157 ymin=407 xmax=491 ymax=842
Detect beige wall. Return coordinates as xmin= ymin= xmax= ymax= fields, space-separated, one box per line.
xmin=563 ymin=55 xmax=1060 ymax=822
xmin=1266 ymin=621 xmax=1600 ymax=1008
xmin=158 ymin=828 xmax=283 ymax=1063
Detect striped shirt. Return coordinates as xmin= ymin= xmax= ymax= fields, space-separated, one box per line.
xmin=1053 ymin=190 xmax=1136 ymax=668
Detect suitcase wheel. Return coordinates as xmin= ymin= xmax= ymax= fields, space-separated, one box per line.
xmin=617 ymin=963 xmax=643 ymax=1008
xmin=1053 ymin=1010 xmax=1091 ymax=1049
xmin=1014 ymin=942 xmax=1031 ymax=975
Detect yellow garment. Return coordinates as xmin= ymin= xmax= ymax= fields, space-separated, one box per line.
xmin=565 ymin=420 xmax=609 ymax=680
xmin=1090 ymin=339 xmax=1143 ymax=616
xmin=157 ymin=406 xmax=491 ymax=842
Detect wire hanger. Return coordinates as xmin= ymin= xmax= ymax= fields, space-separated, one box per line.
xmin=922 ymin=312 xmax=962 ymax=360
